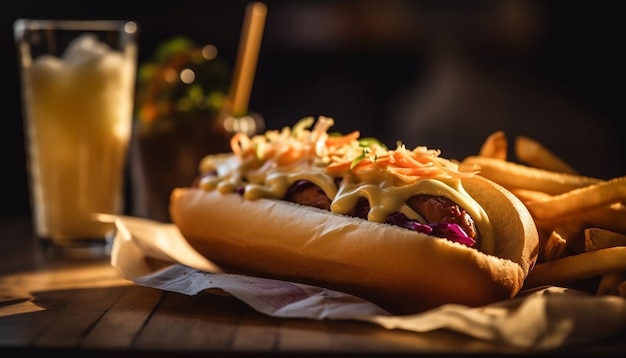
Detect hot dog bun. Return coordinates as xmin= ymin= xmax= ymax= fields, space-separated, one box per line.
xmin=168 ymin=117 xmax=539 ymax=314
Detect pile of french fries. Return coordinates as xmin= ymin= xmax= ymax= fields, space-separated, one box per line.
xmin=459 ymin=131 xmax=626 ymax=297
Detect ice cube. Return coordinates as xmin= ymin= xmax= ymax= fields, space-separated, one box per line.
xmin=62 ymin=34 xmax=111 ymax=66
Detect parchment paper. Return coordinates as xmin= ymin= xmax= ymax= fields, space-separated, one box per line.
xmin=99 ymin=214 xmax=626 ymax=350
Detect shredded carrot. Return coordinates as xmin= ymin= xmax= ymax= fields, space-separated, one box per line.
xmin=275 ymin=146 xmax=305 ymax=166
xmin=325 ymin=131 xmax=360 ymax=146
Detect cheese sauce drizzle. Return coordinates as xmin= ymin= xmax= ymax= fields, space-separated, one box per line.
xmin=197 ymin=116 xmax=494 ymax=254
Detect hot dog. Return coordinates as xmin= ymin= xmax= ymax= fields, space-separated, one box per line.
xmin=169 ymin=116 xmax=539 ymax=314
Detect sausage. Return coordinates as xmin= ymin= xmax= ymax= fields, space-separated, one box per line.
xmin=284 ymin=181 xmax=478 ymax=241
xmin=408 ymin=195 xmax=479 ymax=239
xmin=283 ymin=181 xmax=332 ymax=210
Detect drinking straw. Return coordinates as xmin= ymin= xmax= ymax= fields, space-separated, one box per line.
xmin=226 ymin=2 xmax=267 ymax=117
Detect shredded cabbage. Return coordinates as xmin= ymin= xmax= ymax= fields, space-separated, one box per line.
xmin=386 ymin=212 xmax=476 ymax=247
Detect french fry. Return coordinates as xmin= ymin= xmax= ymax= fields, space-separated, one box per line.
xmin=460 ymin=156 xmax=603 ymax=195
xmin=585 ymin=228 xmax=626 ymax=251
xmin=479 ymin=131 xmax=508 ymax=160
xmin=576 ymin=203 xmax=626 ymax=234
xmin=524 ymin=177 xmax=626 ymax=220
xmin=526 ymin=177 xmax=626 ymax=219
xmin=596 ymin=271 xmax=626 ymax=296
xmin=543 ymin=221 xmax=585 ymax=261
xmin=523 ymin=246 xmax=626 ymax=289
xmin=543 ymin=230 xmax=567 ymax=262
xmin=509 ymin=188 xmax=553 ymax=206
xmin=515 ymin=135 xmax=578 ymax=175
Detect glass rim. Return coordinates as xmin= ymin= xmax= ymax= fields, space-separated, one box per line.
xmin=14 ymin=18 xmax=138 ymax=35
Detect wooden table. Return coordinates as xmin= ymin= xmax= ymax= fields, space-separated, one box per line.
xmin=1 ymin=217 xmax=625 ymax=357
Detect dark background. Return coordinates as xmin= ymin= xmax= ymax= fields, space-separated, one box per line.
xmin=2 ymin=0 xmax=625 ymax=218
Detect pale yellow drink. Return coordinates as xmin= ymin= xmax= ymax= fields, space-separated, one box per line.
xmin=21 ymin=33 xmax=136 ymax=248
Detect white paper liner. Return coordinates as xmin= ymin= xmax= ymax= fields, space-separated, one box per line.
xmin=98 ymin=214 xmax=626 ymax=350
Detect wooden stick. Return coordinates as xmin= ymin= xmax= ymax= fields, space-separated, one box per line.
xmin=227 ymin=2 xmax=267 ymax=117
